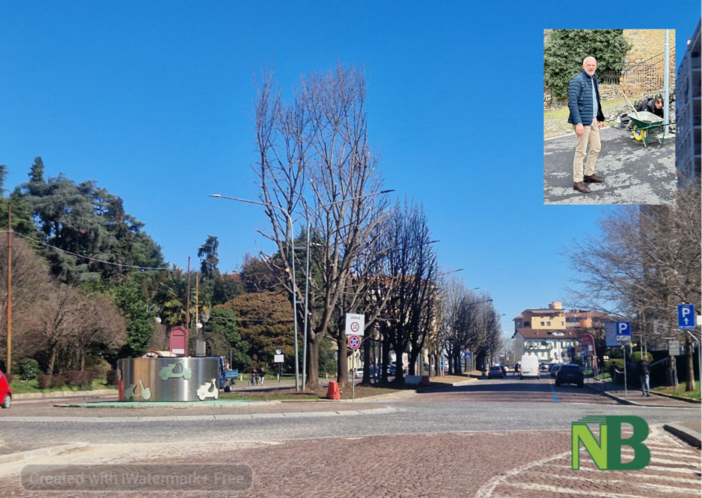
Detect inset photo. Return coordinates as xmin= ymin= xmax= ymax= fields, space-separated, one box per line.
xmin=543 ymin=29 xmax=676 ymax=205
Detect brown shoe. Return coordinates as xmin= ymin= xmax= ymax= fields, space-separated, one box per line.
xmin=584 ymin=174 xmax=605 ymax=183
xmin=573 ymin=182 xmax=591 ymax=193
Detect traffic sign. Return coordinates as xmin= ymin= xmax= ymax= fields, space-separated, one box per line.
xmin=273 ymin=354 xmax=284 ymax=363
xmin=616 ymin=322 xmax=631 ymax=343
xmin=668 ymin=340 xmax=680 ymax=356
xmin=348 ymin=335 xmax=361 ymax=350
xmin=678 ymin=304 xmax=696 ymax=330
xmin=345 ymin=313 xmax=365 ymax=336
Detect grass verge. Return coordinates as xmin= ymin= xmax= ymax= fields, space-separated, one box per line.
xmin=653 ymin=384 xmax=701 ymax=400
xmin=9 ymin=378 xmax=112 ymax=394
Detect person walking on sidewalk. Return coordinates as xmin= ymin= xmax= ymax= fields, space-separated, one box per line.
xmin=260 ymin=367 xmax=266 ymax=386
xmin=637 ymin=356 xmax=651 ymax=397
xmin=251 ymin=368 xmax=258 ymax=386
xmin=568 ymin=57 xmax=606 ymax=193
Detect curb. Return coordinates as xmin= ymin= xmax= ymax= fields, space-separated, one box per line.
xmin=13 ymin=389 xmax=118 ymax=400
xmin=651 ymin=391 xmax=701 ymax=404
xmin=0 ymin=443 xmax=90 ymax=464
xmin=663 ymin=423 xmax=702 ymax=448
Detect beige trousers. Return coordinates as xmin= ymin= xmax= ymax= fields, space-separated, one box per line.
xmin=572 ymin=119 xmax=601 ymax=182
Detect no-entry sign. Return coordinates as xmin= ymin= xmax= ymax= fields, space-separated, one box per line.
xmin=345 ymin=313 xmax=365 ymax=336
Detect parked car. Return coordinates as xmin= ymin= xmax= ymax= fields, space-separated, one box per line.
xmin=0 ymin=371 xmax=12 ymax=409
xmin=539 ymin=363 xmax=550 ymax=372
xmin=555 ymin=364 xmax=584 ymax=387
xmin=550 ymin=364 xmax=562 ymax=378
xmin=488 ymin=366 xmax=506 ymax=379
xmin=354 ymin=368 xmax=364 ymax=378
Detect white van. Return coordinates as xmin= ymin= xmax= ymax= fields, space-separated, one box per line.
xmin=519 ymin=355 xmax=540 ymax=380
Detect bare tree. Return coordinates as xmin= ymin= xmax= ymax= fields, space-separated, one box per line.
xmin=254 ymin=64 xmax=388 ymax=388
xmin=569 ymin=185 xmax=701 ymax=390
xmin=378 ymin=200 xmax=437 ymax=384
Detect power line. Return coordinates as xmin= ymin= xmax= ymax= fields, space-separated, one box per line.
xmin=7 ymin=230 xmax=171 ymax=272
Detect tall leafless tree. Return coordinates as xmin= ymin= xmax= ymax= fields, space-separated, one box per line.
xmin=254 ymin=64 xmax=388 ymax=388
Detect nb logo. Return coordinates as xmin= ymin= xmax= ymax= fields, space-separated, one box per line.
xmin=571 ymin=416 xmax=650 ymax=470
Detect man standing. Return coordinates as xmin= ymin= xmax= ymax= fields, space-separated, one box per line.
xmin=637 ymin=355 xmax=651 ymax=397
xmin=568 ymin=57 xmax=606 ymax=193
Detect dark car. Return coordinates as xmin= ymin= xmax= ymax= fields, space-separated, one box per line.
xmin=0 ymin=371 xmax=12 ymax=409
xmin=550 ymin=364 xmax=562 ymax=378
xmin=488 ymin=366 xmax=506 ymax=379
xmin=555 ymin=364 xmax=584 ymax=388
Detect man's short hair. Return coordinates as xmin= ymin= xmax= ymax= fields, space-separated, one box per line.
xmin=654 ymin=97 xmax=663 ymax=105
xmin=583 ymin=57 xmax=597 ymax=64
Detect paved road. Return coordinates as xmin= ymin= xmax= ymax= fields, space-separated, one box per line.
xmin=0 ymin=377 xmax=698 ymax=497
xmin=544 ymin=127 xmax=676 ymax=205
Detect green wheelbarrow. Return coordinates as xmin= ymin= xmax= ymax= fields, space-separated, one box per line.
xmin=628 ymin=111 xmax=674 ymax=148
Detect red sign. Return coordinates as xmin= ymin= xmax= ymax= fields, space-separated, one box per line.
xmin=348 ymin=335 xmax=361 ymax=350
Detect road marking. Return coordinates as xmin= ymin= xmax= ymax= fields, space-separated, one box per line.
xmin=549 ymin=379 xmax=559 ymax=403
xmin=523 ymin=470 xmax=701 ymax=494
xmin=499 ymin=481 xmax=697 ymax=497
xmin=542 ymin=465 xmax=701 ymax=483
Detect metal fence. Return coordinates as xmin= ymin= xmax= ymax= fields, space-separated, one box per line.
xmin=601 ymin=48 xmax=676 ymax=97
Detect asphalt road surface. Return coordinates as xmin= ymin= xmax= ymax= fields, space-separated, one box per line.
xmin=544 ymin=127 xmax=676 ymax=205
xmin=0 ymin=376 xmax=699 ymax=497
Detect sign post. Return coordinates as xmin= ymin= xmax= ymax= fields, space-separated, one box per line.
xmin=614 ymin=322 xmax=631 ymax=398
xmin=348 ymin=335 xmax=361 ymax=401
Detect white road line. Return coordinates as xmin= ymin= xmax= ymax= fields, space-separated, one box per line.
xmin=523 ymin=470 xmax=701 ymax=494
xmin=499 ymin=481 xmax=686 ymax=497
xmin=545 ymin=463 xmax=701 ymax=475
xmin=541 ymin=465 xmax=700 ymax=484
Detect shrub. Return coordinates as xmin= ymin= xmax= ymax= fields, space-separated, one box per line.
xmin=51 ymin=375 xmax=67 ymax=389
xmin=62 ymin=371 xmax=95 ymax=388
xmin=37 ymin=375 xmax=52 ymax=389
xmin=106 ymin=369 xmax=119 ymax=386
xmin=86 ymin=357 xmax=112 ymax=378
xmin=544 ymin=29 xmax=632 ymax=100
xmin=19 ymin=358 xmax=42 ymax=380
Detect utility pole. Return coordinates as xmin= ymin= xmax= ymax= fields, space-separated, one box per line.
xmin=5 ymin=203 xmax=11 ymax=373
xmin=185 ymin=256 xmax=191 ymax=331
xmin=195 ymin=272 xmax=200 ymax=337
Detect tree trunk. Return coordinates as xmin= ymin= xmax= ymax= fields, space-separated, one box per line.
xmin=381 ymin=338 xmax=390 ymax=384
xmin=306 ymin=335 xmax=321 ymax=389
xmin=337 ymin=336 xmax=349 ymax=387
xmin=48 ymin=346 xmax=57 ymax=376
xmin=362 ymin=336 xmax=372 ymax=384
xmin=685 ymin=336 xmax=696 ymax=391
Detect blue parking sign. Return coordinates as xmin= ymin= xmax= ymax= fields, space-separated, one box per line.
xmin=615 ymin=322 xmax=631 ymax=342
xmin=678 ymin=304 xmax=696 ymax=330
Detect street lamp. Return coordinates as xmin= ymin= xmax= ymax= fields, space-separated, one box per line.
xmin=301 ymin=189 xmax=394 ymax=391
xmin=210 ymin=194 xmax=301 ymax=392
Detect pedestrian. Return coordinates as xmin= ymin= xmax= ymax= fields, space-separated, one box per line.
xmin=637 ymin=355 xmax=651 ymax=397
xmin=251 ymin=368 xmax=258 ymax=386
xmin=260 ymin=367 xmax=266 ymax=386
xmin=568 ymin=56 xmax=606 ymax=194
xmin=634 ymin=96 xmax=673 ymax=134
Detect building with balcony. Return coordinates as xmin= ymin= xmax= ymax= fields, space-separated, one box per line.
xmin=676 ymin=19 xmax=701 ymax=186
xmin=512 ymin=302 xmax=615 ymax=364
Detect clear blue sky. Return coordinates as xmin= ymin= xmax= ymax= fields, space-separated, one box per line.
xmin=1 ymin=1 xmax=699 ymax=336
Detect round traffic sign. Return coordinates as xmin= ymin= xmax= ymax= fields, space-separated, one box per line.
xmin=350 ymin=321 xmax=360 ymax=333
xmin=348 ymin=335 xmax=361 ymax=350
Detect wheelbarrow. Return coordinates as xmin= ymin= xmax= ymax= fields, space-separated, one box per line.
xmin=628 ymin=111 xmax=674 ymax=148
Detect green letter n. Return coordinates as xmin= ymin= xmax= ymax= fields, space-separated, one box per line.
xmin=572 ymin=422 xmax=607 ymax=470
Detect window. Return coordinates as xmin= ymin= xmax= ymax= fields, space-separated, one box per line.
xmin=540 ymin=321 xmax=545 ymax=326
xmin=547 ymin=321 xmax=551 ymax=326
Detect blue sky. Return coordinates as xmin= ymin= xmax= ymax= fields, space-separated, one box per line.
xmin=1 ymin=1 xmax=699 ymax=336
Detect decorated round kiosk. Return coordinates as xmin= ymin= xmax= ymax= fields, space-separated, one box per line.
xmin=117 ymin=326 xmax=220 ymax=402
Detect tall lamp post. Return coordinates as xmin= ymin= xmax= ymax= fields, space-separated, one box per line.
xmin=210 ymin=194 xmax=301 ymax=392
xmin=301 ymin=189 xmax=394 ymax=391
